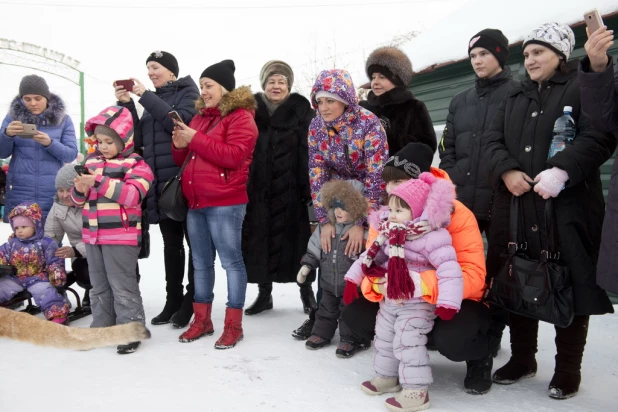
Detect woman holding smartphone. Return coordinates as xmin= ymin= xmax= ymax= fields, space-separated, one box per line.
xmin=485 ymin=22 xmax=615 ymax=399
xmin=171 ymin=59 xmax=258 ymax=349
xmin=0 ymin=74 xmax=78 ymax=224
xmin=115 ymin=50 xmax=200 ymax=328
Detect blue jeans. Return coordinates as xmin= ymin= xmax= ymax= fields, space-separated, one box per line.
xmin=187 ymin=204 xmax=247 ymax=309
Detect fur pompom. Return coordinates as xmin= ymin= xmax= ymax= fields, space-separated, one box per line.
xmin=418 ymin=172 xmax=437 ymax=185
xmin=424 ymin=178 xmax=456 ymax=229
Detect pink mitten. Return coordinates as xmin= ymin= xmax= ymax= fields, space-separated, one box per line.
xmin=534 ymin=167 xmax=568 ymax=199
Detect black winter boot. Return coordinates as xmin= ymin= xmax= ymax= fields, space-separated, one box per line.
xmin=151 ymin=299 xmax=182 ymax=325
xmin=82 ymin=289 xmax=91 ymax=310
xmin=170 ymin=293 xmax=194 ymax=328
xmin=292 ymin=308 xmax=316 ymax=340
xmin=244 ymin=282 xmax=273 ymax=316
xmin=117 ymin=341 xmax=141 ymax=355
xmin=305 ymin=335 xmax=330 ymax=349
xmin=464 ymin=355 xmax=493 ymax=394
xmin=299 ymin=283 xmax=317 ymax=314
xmin=548 ymin=316 xmax=589 ymax=399
xmin=493 ymin=313 xmax=538 ymax=385
xmin=335 ymin=339 xmax=371 ymax=358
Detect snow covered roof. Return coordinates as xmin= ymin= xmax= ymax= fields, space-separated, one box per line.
xmin=402 ymin=0 xmax=618 ymax=74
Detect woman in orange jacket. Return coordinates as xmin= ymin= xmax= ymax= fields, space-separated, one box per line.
xmin=340 ymin=142 xmax=498 ymax=396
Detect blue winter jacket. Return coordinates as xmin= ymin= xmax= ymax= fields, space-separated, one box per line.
xmin=119 ymin=75 xmax=199 ymax=223
xmin=0 ymin=94 xmax=78 ymax=223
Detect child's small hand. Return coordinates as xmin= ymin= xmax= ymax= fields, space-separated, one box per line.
xmin=297 ymin=265 xmax=311 ymax=284
xmin=73 ymin=178 xmax=88 ymax=194
xmin=76 ymin=174 xmax=97 ymax=188
xmin=49 ymin=271 xmax=66 ymax=287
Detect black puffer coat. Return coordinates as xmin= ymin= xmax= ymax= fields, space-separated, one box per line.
xmin=120 ymin=76 xmax=199 ymax=223
xmin=439 ymin=68 xmax=519 ymax=221
xmin=242 ymin=93 xmax=314 ymax=284
xmin=579 ymin=56 xmax=618 ymax=295
xmin=485 ymin=60 xmax=616 ymax=316
xmin=360 ymin=86 xmax=436 ymax=155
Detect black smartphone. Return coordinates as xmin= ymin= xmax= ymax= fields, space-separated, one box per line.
xmin=74 ymin=165 xmax=91 ymax=176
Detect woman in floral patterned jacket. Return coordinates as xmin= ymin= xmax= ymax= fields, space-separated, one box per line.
xmin=308 ymin=69 xmax=388 ymax=257
xmin=292 ymin=69 xmax=388 ymax=342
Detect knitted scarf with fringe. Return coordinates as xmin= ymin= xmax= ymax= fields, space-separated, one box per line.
xmin=362 ymin=220 xmax=432 ymax=300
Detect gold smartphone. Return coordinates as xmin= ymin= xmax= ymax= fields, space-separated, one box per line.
xmin=584 ymin=9 xmax=604 ymax=34
xmin=16 ymin=124 xmax=37 ymax=138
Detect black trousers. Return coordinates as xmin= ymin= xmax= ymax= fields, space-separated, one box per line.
xmin=341 ymin=298 xmax=493 ymax=362
xmin=311 ymin=288 xmax=352 ymax=341
xmin=159 ymin=218 xmax=194 ymax=304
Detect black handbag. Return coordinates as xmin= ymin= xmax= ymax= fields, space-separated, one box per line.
xmin=485 ymin=197 xmax=574 ymax=328
xmin=158 ymin=119 xmax=221 ymax=222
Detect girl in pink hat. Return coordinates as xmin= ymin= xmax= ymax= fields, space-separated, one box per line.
xmin=344 ymin=172 xmax=463 ymax=411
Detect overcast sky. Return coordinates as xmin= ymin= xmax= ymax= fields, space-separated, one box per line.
xmin=0 ymin=0 xmax=469 ymax=126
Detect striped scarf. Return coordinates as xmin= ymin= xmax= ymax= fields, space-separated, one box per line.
xmin=362 ymin=220 xmax=432 ymax=300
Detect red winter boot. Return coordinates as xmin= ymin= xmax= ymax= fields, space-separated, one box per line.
xmin=215 ymin=307 xmax=244 ymax=349
xmin=178 ymin=303 xmax=214 ymax=343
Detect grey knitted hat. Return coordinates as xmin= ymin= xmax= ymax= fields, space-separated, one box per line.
xmin=260 ymin=60 xmax=294 ymax=90
xmin=19 ymin=74 xmax=51 ymax=99
xmin=95 ymin=124 xmax=125 ymax=151
xmin=55 ymin=163 xmax=78 ymax=189
xmin=523 ymin=22 xmax=575 ymax=60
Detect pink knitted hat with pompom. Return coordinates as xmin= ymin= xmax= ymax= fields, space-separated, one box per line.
xmin=390 ymin=172 xmax=437 ymax=219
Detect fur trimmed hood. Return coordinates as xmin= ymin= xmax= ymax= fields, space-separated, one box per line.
xmin=8 ymin=94 xmax=67 ymax=126
xmin=320 ymin=179 xmax=368 ymax=224
xmin=218 ymin=86 xmax=257 ymax=117
xmin=365 ymin=47 xmax=413 ymax=86
xmin=419 ymin=176 xmax=456 ymax=229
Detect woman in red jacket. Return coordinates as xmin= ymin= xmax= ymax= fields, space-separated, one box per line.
xmin=171 ymin=60 xmax=258 ymax=349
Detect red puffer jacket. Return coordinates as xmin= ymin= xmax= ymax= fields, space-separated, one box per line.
xmin=172 ymin=86 xmax=258 ymax=208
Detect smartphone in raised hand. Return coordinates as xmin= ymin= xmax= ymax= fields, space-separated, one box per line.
xmin=74 ymin=165 xmax=91 ymax=176
xmin=584 ymin=9 xmax=604 ymax=34
xmin=115 ymin=79 xmax=135 ymax=92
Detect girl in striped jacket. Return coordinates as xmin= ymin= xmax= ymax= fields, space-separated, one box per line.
xmin=71 ymin=106 xmax=154 ymax=355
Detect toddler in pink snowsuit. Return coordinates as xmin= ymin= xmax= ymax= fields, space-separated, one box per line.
xmin=344 ymin=172 xmax=463 ymax=411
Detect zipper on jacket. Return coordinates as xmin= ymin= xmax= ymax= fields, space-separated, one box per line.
xmin=471 ymin=95 xmax=490 ymax=214
xmin=333 ymin=229 xmax=343 ymax=296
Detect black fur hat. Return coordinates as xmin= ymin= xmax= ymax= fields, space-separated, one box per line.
xmin=365 ymin=47 xmax=413 ymax=86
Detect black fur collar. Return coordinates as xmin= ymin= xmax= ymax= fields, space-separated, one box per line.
xmin=9 ymin=94 xmax=66 ymax=126
xmin=366 ymin=86 xmax=415 ymax=108
xmin=255 ymin=93 xmax=312 ymax=128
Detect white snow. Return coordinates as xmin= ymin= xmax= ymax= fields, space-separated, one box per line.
xmin=403 ymin=0 xmax=618 ymax=73
xmin=0 ymin=222 xmax=617 ymax=411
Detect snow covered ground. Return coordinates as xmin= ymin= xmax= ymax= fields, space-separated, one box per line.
xmin=0 ymin=222 xmax=616 ymax=412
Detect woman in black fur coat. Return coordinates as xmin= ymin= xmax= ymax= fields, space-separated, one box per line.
xmin=360 ymin=47 xmax=437 ymax=155
xmin=241 ymin=61 xmax=316 ymax=316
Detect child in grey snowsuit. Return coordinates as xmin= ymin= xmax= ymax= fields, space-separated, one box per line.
xmin=297 ymin=179 xmax=368 ymax=358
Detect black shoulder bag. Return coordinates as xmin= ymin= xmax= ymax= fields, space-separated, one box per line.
xmin=158 ymin=119 xmax=221 ymax=222
xmin=485 ymin=197 xmax=574 ymax=328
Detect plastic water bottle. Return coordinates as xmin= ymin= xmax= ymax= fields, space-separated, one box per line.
xmin=548 ymin=106 xmax=576 ymax=159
